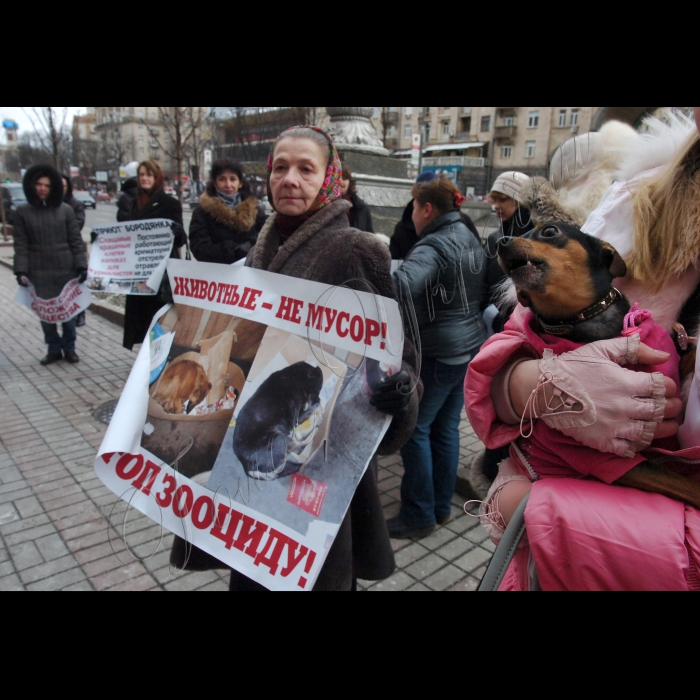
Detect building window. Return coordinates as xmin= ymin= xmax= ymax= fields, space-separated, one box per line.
xmin=404 ymin=124 xmax=412 ymax=139
xmin=501 ymin=145 xmax=512 ymax=159
xmin=528 ymin=111 xmax=540 ymax=129
xmin=525 ymin=141 xmax=536 ymax=159
xmin=558 ymin=110 xmax=567 ymax=127
xmin=481 ymin=116 xmax=491 ymax=132
xmin=504 ymin=115 xmax=514 ymax=127
xmin=571 ymin=109 xmax=580 ymax=127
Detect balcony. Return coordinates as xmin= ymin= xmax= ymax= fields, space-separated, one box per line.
xmin=494 ymin=125 xmax=517 ymax=140
xmin=423 ymin=156 xmax=489 ymax=169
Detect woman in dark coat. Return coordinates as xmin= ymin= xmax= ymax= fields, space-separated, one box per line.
xmin=229 ymin=127 xmax=420 ymax=591
xmin=61 ymin=175 xmax=86 ymax=233
xmin=189 ymin=159 xmax=266 ymax=264
xmin=390 ymin=177 xmax=487 ymax=540
xmin=13 ymin=165 xmax=88 ymax=365
xmin=121 ymin=160 xmax=186 ymax=350
xmin=340 ymin=161 xmax=374 ymax=233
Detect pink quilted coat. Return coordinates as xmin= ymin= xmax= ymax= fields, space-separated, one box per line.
xmin=465 ymin=305 xmax=700 ymax=591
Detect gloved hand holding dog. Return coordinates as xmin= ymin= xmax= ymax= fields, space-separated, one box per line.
xmin=370 ymin=370 xmax=413 ymax=417
xmin=510 ymin=335 xmax=682 ymax=458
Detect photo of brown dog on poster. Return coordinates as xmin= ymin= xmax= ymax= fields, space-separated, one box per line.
xmin=141 ymin=304 xmax=267 ymax=479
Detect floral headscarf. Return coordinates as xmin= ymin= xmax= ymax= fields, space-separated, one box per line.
xmin=267 ymin=126 xmax=343 ymax=213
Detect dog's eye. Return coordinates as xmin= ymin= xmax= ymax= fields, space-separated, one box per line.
xmin=540 ymin=227 xmax=559 ymax=239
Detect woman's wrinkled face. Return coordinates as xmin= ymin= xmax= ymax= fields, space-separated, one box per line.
xmin=340 ymin=177 xmax=351 ymax=197
xmin=270 ymin=138 xmax=327 ymax=216
xmin=490 ymin=192 xmax=518 ymax=223
xmin=216 ymin=170 xmax=241 ymax=196
xmin=139 ymin=167 xmax=155 ymax=191
xmin=36 ymin=176 xmax=51 ymax=200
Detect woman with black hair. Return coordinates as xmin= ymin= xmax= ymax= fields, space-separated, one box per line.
xmin=189 ymin=159 xmax=267 ymax=264
xmin=340 ymin=161 xmax=374 ymax=233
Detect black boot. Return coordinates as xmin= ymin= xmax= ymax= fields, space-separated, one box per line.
xmin=40 ymin=353 xmax=63 ymax=366
xmin=64 ymin=351 xmax=80 ymax=364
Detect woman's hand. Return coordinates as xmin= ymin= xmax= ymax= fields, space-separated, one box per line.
xmin=510 ymin=337 xmax=682 ymax=457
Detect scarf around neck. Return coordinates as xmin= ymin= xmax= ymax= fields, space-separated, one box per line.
xmin=216 ymin=189 xmax=242 ymax=209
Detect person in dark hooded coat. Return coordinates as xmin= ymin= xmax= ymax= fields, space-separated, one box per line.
xmin=13 ymin=165 xmax=88 ymax=365
xmin=61 ymin=175 xmax=86 ymax=233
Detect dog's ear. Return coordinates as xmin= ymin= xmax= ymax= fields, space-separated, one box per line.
xmin=600 ymin=242 xmax=628 ymax=279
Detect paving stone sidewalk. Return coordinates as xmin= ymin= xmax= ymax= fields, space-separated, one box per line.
xmin=0 ymin=262 xmax=490 ymax=592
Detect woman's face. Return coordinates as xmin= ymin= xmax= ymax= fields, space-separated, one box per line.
xmin=490 ymin=192 xmax=518 ymax=223
xmin=412 ymin=199 xmax=434 ymax=236
xmin=340 ymin=177 xmax=351 ymax=197
xmin=139 ymin=167 xmax=155 ymax=191
xmin=270 ymin=138 xmax=328 ymax=216
xmin=36 ymin=176 xmax=51 ymax=200
xmin=216 ymin=170 xmax=241 ymax=196
xmin=62 ymin=178 xmax=70 ymax=195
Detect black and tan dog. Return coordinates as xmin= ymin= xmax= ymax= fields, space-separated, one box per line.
xmin=498 ymin=222 xmax=700 ymax=510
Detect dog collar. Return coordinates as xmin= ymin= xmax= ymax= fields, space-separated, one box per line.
xmin=538 ymin=288 xmax=622 ymax=337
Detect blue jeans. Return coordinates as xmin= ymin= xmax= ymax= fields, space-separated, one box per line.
xmin=399 ymin=358 xmax=470 ymax=528
xmin=41 ymin=319 xmax=77 ymax=355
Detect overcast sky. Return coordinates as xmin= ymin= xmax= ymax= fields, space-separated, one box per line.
xmin=1 ymin=107 xmax=86 ymax=133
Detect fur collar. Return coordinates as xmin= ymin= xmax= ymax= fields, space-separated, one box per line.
xmin=250 ymin=199 xmax=352 ymax=274
xmin=200 ymin=193 xmax=258 ymax=232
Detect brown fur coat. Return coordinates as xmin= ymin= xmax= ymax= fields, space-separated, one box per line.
xmin=189 ymin=194 xmax=265 ymax=265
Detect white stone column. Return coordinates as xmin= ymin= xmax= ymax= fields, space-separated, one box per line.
xmin=325 ymin=107 xmax=389 ymax=156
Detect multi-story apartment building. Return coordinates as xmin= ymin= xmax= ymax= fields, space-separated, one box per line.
xmin=94 ymin=107 xmax=212 ymax=187
xmin=387 ymin=107 xmax=599 ymax=195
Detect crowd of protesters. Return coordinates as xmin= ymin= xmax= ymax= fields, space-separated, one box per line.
xmin=11 ymin=111 xmax=700 ymax=591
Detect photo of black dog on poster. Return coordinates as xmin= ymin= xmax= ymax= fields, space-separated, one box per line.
xmin=207 ymin=328 xmax=392 ymax=536
xmin=234 ymin=362 xmax=324 ymax=481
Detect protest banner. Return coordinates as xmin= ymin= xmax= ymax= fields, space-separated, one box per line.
xmin=15 ymin=277 xmax=92 ymax=324
xmin=95 ymin=260 xmax=405 ymax=591
xmin=88 ymin=219 xmax=174 ymax=296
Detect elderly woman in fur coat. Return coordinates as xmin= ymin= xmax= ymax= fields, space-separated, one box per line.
xmin=230 ymin=126 xmax=420 ymax=591
xmin=189 ymin=159 xmax=267 ymax=264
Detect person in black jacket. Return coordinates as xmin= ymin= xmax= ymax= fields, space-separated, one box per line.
xmin=340 ymin=161 xmax=374 ymax=233
xmin=189 ymin=159 xmax=266 ymax=264
xmin=390 ymin=172 xmax=480 ymax=260
xmin=62 ymin=175 xmax=89 ymax=327
xmin=390 ymin=176 xmax=487 ymax=540
xmin=121 ymin=160 xmax=186 ymax=351
xmin=116 ymin=162 xmax=140 ymax=225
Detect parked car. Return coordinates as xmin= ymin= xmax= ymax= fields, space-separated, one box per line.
xmin=96 ymin=192 xmax=112 ymax=203
xmin=1 ymin=184 xmax=28 ymax=225
xmin=74 ymin=191 xmax=97 ymax=209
